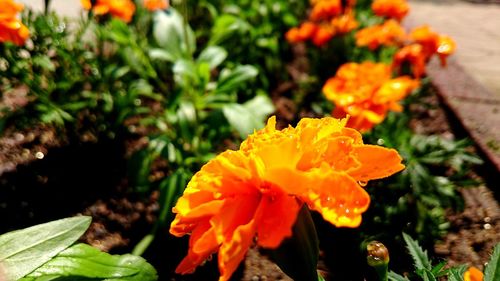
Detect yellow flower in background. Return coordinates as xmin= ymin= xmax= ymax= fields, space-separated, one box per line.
xmin=323 ymin=62 xmax=419 ymax=132
xmin=464 ymin=267 xmax=483 ymax=281
xmin=355 ymin=19 xmax=405 ymax=50
xmin=171 ymin=116 xmax=405 ymax=281
xmin=81 ymin=0 xmax=136 ymax=23
xmin=0 ymin=0 xmax=29 ymax=46
xmin=143 ymin=0 xmax=169 ymax=11
xmin=372 ymin=0 xmax=410 ymax=21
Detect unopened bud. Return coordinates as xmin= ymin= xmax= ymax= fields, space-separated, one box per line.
xmin=367 ymin=241 xmax=390 ymax=266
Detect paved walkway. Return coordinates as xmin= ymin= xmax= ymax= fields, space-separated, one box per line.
xmin=408 ymin=0 xmax=500 ymax=96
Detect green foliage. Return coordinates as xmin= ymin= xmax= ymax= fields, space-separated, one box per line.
xmin=0 ymin=217 xmax=157 ymax=281
xmin=388 ymin=234 xmax=467 ymax=281
xmin=0 ymin=217 xmax=91 ymax=281
xmin=20 ymin=244 xmax=157 ymax=281
xmin=484 ymin=243 xmax=500 ymax=281
xmin=363 ymin=111 xmax=482 ymax=246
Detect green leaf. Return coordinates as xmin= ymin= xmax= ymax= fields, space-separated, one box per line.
xmin=388 ymin=271 xmax=410 ymax=281
xmin=20 ymin=243 xmax=157 ymax=281
xmin=446 ymin=265 xmax=467 ymax=281
xmin=153 ymin=9 xmax=195 ymax=60
xmin=208 ymin=14 xmax=251 ymax=46
xmin=215 ymin=65 xmax=258 ymax=94
xmin=0 ymin=216 xmax=91 ymax=281
xmin=484 ymin=243 xmax=500 ymax=281
xmin=222 ymin=95 xmax=274 ymax=138
xmin=402 ymin=233 xmax=432 ymax=271
xmin=243 ymin=95 xmax=275 ymax=121
xmin=197 ymin=46 xmax=227 ymax=70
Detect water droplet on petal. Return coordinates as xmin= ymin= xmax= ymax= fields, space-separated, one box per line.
xmin=358 ymin=181 xmax=368 ymax=187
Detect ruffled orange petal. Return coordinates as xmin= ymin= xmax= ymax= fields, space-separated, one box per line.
xmin=254 ymin=185 xmax=301 ymax=248
xmin=175 ymin=220 xmax=219 ymax=274
xmin=348 ymin=145 xmax=405 ymax=181
xmin=304 ymin=168 xmax=371 ymax=227
xmin=218 ymin=221 xmax=256 ymax=281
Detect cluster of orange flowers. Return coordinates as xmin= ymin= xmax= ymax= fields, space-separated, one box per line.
xmin=353 ymin=0 xmax=455 ymax=78
xmin=170 ymin=116 xmax=404 ymax=280
xmin=323 ymin=62 xmax=419 ymax=132
xmin=355 ymin=19 xmax=405 ymax=50
xmin=285 ymin=0 xmax=358 ymax=46
xmin=371 ymin=0 xmax=409 ymax=21
xmin=81 ymin=0 xmax=169 ymax=23
xmin=0 ymin=0 xmax=29 ymax=46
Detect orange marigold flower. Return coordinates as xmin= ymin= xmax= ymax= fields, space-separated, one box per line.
xmin=0 ymin=0 xmax=29 ymax=46
xmin=355 ymin=19 xmax=405 ymax=50
xmin=312 ymin=25 xmax=335 ymax=46
xmin=171 ymin=116 xmax=405 ymax=280
xmin=144 ymin=0 xmax=169 ymax=11
xmin=285 ymin=22 xmax=319 ymax=43
xmin=371 ymin=0 xmax=409 ymax=21
xmin=310 ymin=0 xmax=342 ymax=21
xmin=393 ymin=44 xmax=427 ymax=78
xmin=323 ymin=62 xmax=419 ymax=131
xmin=331 ymin=12 xmax=358 ymax=34
xmin=436 ymin=35 xmax=456 ymax=66
xmin=464 ymin=267 xmax=484 ymax=281
xmin=81 ymin=0 xmax=136 ymax=23
xmin=410 ymin=25 xmax=440 ymax=56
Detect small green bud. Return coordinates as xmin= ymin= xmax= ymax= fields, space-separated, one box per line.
xmin=367 ymin=241 xmax=390 ymax=266
xmin=366 ymin=241 xmax=389 ymax=281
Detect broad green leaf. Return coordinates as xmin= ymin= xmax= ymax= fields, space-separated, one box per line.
xmin=197 ymin=46 xmax=228 ymax=70
xmin=153 ymin=9 xmax=195 ymax=61
xmin=388 ymin=271 xmax=410 ymax=281
xmin=215 ymin=65 xmax=258 ymax=94
xmin=484 ymin=243 xmax=500 ymax=281
xmin=402 ymin=233 xmax=432 ymax=271
xmin=208 ymin=14 xmax=251 ymax=46
xmin=0 ymin=216 xmax=91 ymax=281
xmin=242 ymin=95 xmax=275 ymax=122
xmin=19 ymin=243 xmax=157 ymax=281
xmin=222 ymin=95 xmax=274 ymax=138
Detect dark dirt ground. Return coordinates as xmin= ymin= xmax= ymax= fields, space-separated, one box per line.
xmin=0 ymin=84 xmax=499 ymax=280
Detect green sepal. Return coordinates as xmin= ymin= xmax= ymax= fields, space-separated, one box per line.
xmin=268 ymin=205 xmax=320 ymax=281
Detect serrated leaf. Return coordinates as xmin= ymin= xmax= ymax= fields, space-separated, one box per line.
xmin=0 ymin=216 xmax=91 ymax=281
xmin=388 ymin=271 xmax=410 ymax=281
xmin=446 ymin=265 xmax=467 ymax=281
xmin=402 ymin=233 xmax=432 ymax=271
xmin=484 ymin=243 xmax=500 ymax=281
xmin=19 ymin=243 xmax=157 ymax=281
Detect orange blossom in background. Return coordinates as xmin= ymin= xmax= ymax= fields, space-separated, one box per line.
xmin=323 ymin=62 xmax=419 ymax=132
xmin=0 ymin=0 xmax=29 ymax=46
xmin=81 ymin=0 xmax=136 ymax=23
